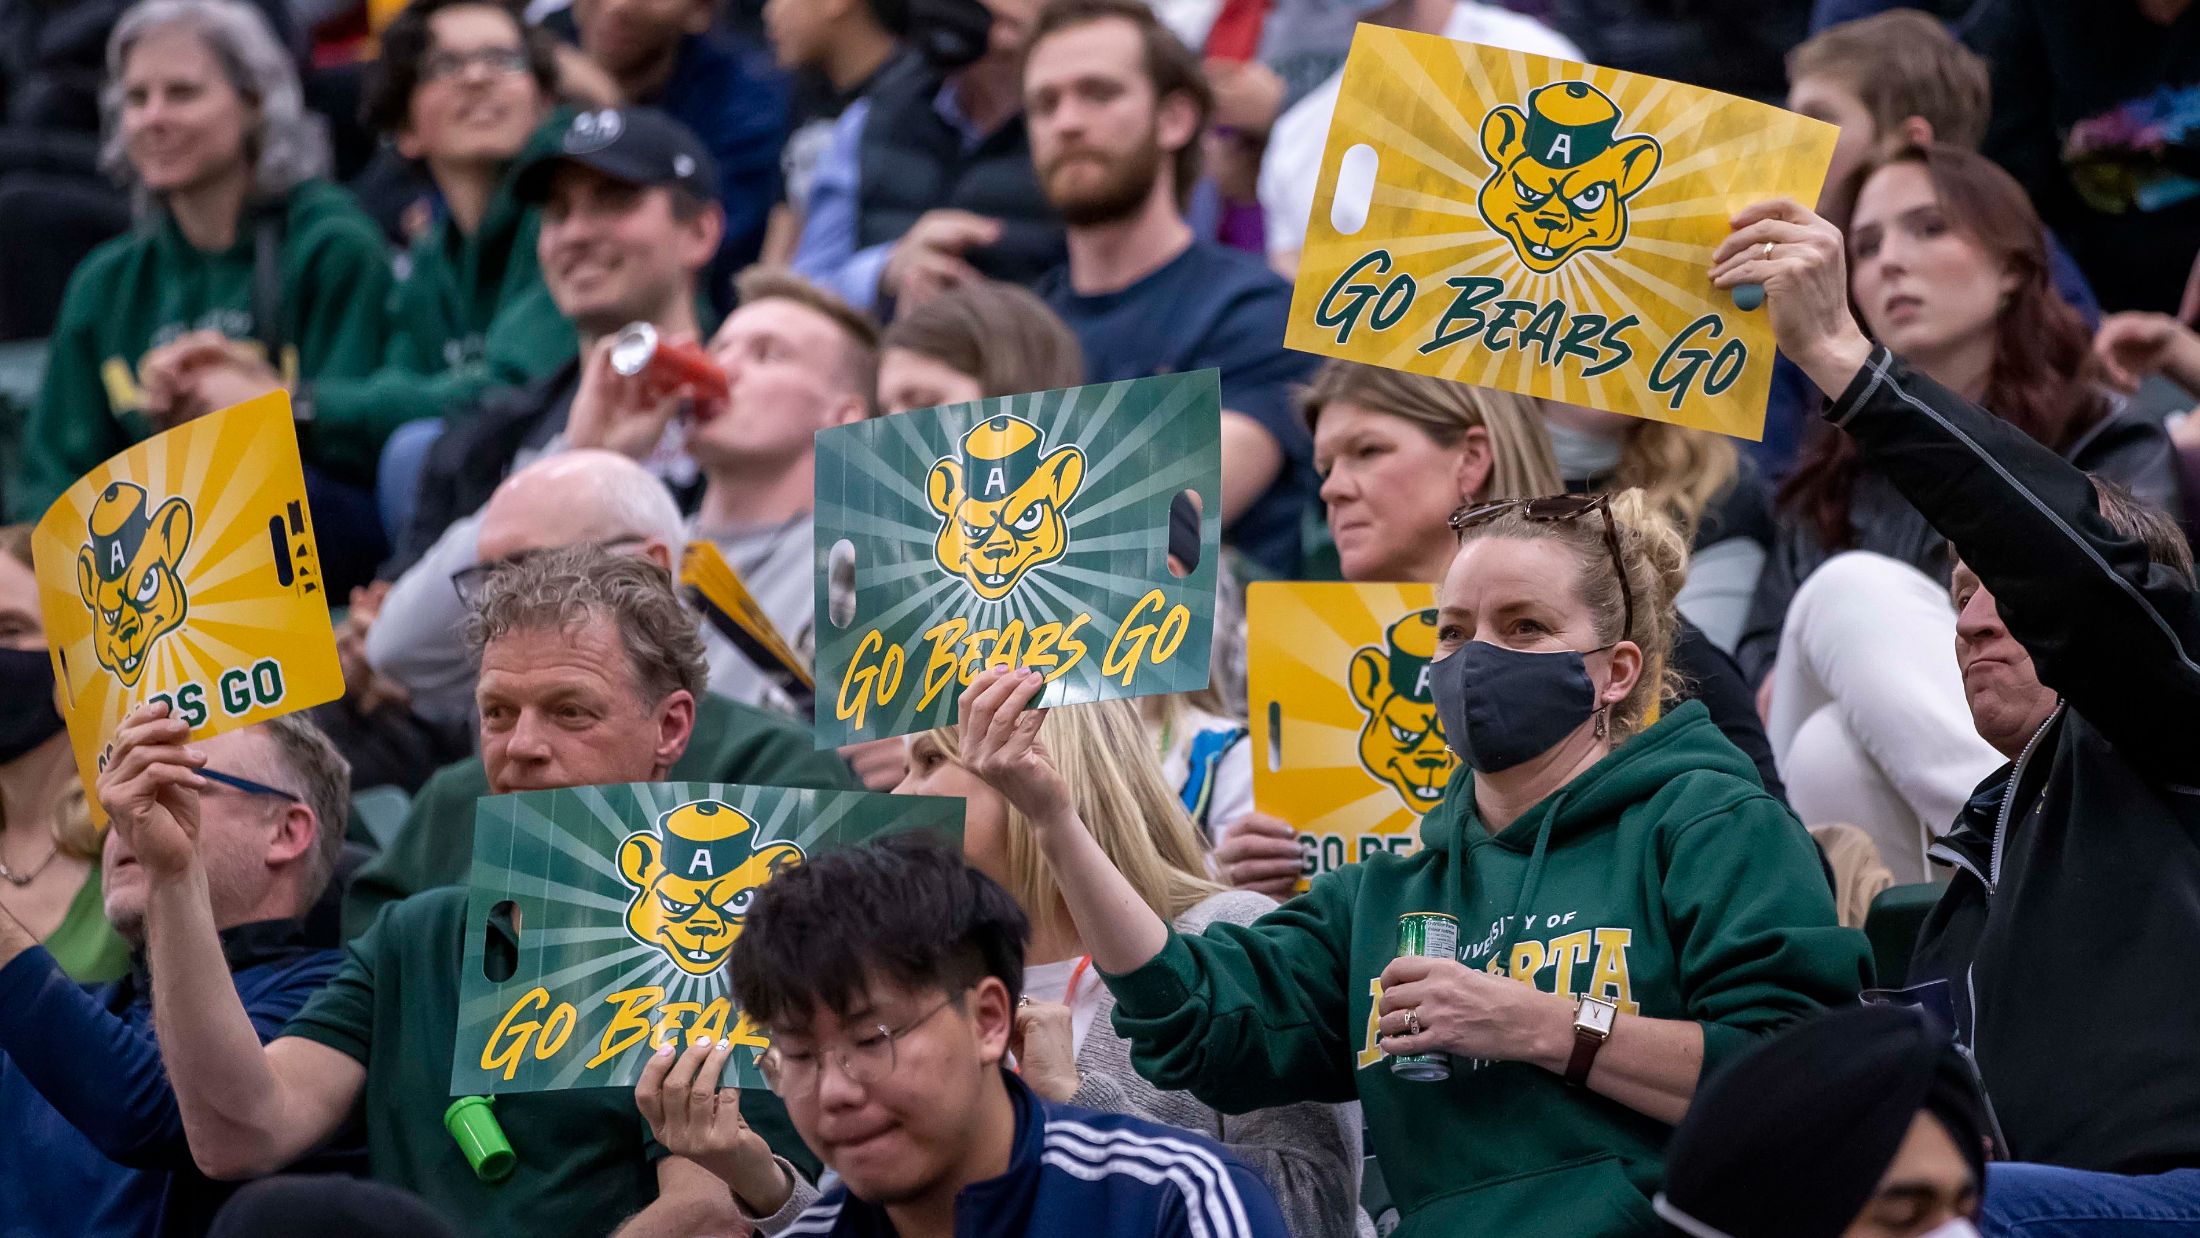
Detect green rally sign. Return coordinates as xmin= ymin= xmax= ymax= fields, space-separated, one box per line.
xmin=451 ymin=782 xmax=962 ymax=1095
xmin=812 ymin=370 xmax=1224 ymax=746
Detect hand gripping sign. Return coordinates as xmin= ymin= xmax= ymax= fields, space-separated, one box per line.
xmin=811 ymin=371 xmax=1223 ymax=747
xmin=1285 ymin=29 xmax=1837 ymax=440
xmin=1248 ymin=582 xmax=1458 ymax=892
xmin=454 ymin=782 xmax=963 ymax=1094
xmin=31 ymin=393 xmax=342 ymax=821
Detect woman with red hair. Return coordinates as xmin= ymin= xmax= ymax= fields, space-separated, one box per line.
xmin=1740 ymin=144 xmax=2177 ymax=882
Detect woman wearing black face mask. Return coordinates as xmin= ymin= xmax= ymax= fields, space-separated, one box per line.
xmin=951 ymin=488 xmax=1871 ymax=1238
xmin=0 ymin=528 xmax=127 ymax=983
xmin=1215 ymin=364 xmax=1786 ymax=901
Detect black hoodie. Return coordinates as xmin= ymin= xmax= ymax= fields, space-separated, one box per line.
xmin=1823 ymin=347 xmax=2200 ymax=1174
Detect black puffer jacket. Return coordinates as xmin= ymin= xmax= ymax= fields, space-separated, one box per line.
xmin=1829 ymin=347 xmax=2200 ymax=1175
xmin=1738 ymin=400 xmax=2179 ymax=684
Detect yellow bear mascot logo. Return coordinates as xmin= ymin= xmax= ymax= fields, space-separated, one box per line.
xmin=1476 ymin=81 xmax=1662 ymax=274
xmin=1348 ymin=609 xmax=1458 ymax=814
xmin=77 ymin=481 xmax=194 ymax=687
xmin=927 ymin=415 xmax=1085 ymax=601
xmin=618 ymin=799 xmax=803 ymax=976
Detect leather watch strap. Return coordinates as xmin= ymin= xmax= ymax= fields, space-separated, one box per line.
xmin=1564 ymin=1026 xmax=1603 ymax=1087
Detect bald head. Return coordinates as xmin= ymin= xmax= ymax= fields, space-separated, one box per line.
xmin=476 ymin=449 xmax=687 ymax=568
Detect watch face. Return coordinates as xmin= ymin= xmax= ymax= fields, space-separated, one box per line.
xmin=1579 ymin=999 xmax=1618 ymax=1037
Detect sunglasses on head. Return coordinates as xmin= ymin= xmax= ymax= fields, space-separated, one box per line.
xmin=1448 ymin=493 xmax=1635 ymax=643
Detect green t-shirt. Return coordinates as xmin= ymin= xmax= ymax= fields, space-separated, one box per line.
xmin=284 ymin=886 xmax=816 ymax=1233
xmin=45 ymin=866 xmax=128 ymax=984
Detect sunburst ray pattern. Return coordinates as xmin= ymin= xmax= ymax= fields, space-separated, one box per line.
xmin=1283 ymin=30 xmax=1837 ymax=439
xmin=1247 ymin=583 xmax=1460 ymax=893
xmin=811 ymin=372 xmax=1223 ymax=747
xmin=453 ymin=782 xmax=964 ymax=1096
xmin=30 ymin=394 xmax=342 ymax=821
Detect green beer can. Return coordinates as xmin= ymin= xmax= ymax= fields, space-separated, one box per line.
xmin=1391 ymin=912 xmax=1458 ymax=1081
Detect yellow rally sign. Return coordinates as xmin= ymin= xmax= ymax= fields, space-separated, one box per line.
xmin=1248 ymin=582 xmax=1457 ymax=891
xmin=31 ymin=393 xmax=342 ymax=817
xmin=1285 ymin=30 xmax=1837 ymax=439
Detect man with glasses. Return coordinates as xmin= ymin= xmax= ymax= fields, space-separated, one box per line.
xmin=635 ymin=832 xmax=1291 ymax=1238
xmin=0 ymin=715 xmax=356 ymax=1238
xmin=344 ymin=451 xmax=853 ymax=937
xmin=121 ymin=547 xmax=813 ymax=1236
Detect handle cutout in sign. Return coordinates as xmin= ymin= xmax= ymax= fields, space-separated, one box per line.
xmin=1330 ymin=143 xmax=1379 ymax=236
xmin=482 ymin=900 xmax=522 ymax=984
xmin=1167 ymin=489 xmax=1202 ymax=578
xmin=827 ymin=538 xmax=857 ymax=631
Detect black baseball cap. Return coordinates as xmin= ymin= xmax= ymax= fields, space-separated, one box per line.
xmin=512 ymin=107 xmax=719 ymax=205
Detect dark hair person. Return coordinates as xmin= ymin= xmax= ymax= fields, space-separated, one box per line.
xmin=643 ymin=833 xmax=1294 ymax=1237
xmin=1739 ymin=144 xmax=2176 ymax=685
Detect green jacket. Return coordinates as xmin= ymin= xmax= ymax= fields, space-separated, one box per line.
xmin=341 ymin=692 xmax=857 ymax=939
xmin=13 ymin=179 xmax=393 ymax=520
xmin=306 ymin=155 xmax=576 ymax=474
xmin=1105 ymin=701 xmax=1871 ymax=1238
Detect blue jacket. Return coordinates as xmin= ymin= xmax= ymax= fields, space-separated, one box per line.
xmin=786 ymin=1072 xmax=1290 ymax=1238
xmin=659 ymin=30 xmax=789 ymax=274
xmin=0 ymin=920 xmax=351 ymax=1238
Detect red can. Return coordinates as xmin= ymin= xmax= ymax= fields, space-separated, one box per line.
xmin=609 ymin=322 xmax=728 ymax=421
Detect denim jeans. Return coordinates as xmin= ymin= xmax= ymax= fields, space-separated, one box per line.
xmin=1985 ymin=1163 xmax=2200 ymax=1236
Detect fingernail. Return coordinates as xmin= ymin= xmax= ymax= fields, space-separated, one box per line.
xmin=718 ymin=1038 xmax=731 ymax=1050
xmin=185 ymin=748 xmax=205 ymax=762
xmin=656 ymin=1043 xmax=675 ymax=1057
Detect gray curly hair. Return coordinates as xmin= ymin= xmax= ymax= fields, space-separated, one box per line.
xmin=465 ymin=544 xmax=709 ymax=706
xmin=100 ymin=0 xmax=328 ymax=202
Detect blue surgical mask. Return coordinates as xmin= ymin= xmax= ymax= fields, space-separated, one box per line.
xmin=1543 ymin=418 xmax=1624 ymax=482
xmin=1429 ymin=641 xmax=1601 ymax=773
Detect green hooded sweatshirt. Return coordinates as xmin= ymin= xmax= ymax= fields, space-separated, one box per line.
xmin=1104 ymin=701 xmax=1872 ymax=1238
xmin=13 ymin=179 xmax=393 ymax=521
xmin=305 ymin=129 xmax=577 ymax=474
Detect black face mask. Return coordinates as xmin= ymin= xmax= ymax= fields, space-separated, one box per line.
xmin=1430 ymin=641 xmax=1600 ymax=773
xmin=0 ymin=646 xmax=66 ymax=764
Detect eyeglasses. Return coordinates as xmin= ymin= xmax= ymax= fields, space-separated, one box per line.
xmin=449 ymin=536 xmax=650 ymax=604
xmin=420 ymin=47 xmax=531 ymax=83
xmin=757 ymin=996 xmax=956 ymax=1099
xmin=1449 ymin=493 xmax=1635 ymax=642
xmin=200 ymin=767 xmax=305 ymax=803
